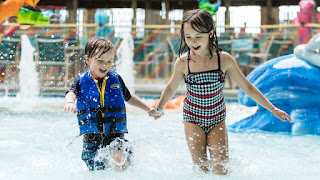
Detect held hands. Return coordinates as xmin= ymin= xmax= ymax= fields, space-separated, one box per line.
xmin=271 ymin=108 xmax=292 ymax=123
xmin=148 ymin=107 xmax=164 ymax=120
xmin=64 ymin=102 xmax=77 ymax=113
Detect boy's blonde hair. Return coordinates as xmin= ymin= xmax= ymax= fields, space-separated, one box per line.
xmin=85 ymin=37 xmax=114 ymax=59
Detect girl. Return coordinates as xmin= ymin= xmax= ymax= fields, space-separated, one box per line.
xmin=148 ymin=9 xmax=291 ymax=175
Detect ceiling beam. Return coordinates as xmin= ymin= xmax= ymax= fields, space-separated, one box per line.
xmin=37 ymin=0 xmax=302 ymax=10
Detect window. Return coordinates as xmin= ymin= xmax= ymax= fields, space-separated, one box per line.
xmin=279 ymin=5 xmax=299 ymax=25
xmin=230 ymin=6 xmax=261 ymax=35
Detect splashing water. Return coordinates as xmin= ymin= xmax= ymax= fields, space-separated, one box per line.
xmin=116 ymin=34 xmax=135 ymax=94
xmin=17 ymin=35 xmax=39 ymax=100
xmin=0 ymin=100 xmax=320 ymax=179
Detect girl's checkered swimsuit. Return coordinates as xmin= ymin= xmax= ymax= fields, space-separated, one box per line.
xmin=183 ymin=50 xmax=226 ymax=134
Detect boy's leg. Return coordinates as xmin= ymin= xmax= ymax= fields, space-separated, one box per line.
xmin=112 ymin=148 xmax=128 ymax=171
xmin=184 ymin=122 xmax=208 ymax=172
xmin=207 ymin=120 xmax=229 ymax=175
xmin=81 ymin=132 xmax=105 ymax=171
xmin=104 ymin=134 xmax=132 ymax=171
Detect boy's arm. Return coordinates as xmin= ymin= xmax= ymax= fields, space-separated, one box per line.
xmin=65 ymin=91 xmax=77 ymax=103
xmin=64 ymin=77 xmax=79 ymax=114
xmin=64 ymin=91 xmax=77 ymax=113
xmin=126 ymin=94 xmax=151 ymax=112
xmin=118 ymin=75 xmax=150 ymax=111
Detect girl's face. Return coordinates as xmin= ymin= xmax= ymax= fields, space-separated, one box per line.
xmin=85 ymin=48 xmax=115 ymax=78
xmin=184 ymin=23 xmax=212 ymax=56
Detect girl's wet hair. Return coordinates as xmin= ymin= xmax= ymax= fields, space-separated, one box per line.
xmin=179 ymin=9 xmax=220 ymax=59
xmin=85 ymin=37 xmax=114 ymax=59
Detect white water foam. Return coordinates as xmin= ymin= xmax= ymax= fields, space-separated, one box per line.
xmin=0 ymin=98 xmax=320 ymax=179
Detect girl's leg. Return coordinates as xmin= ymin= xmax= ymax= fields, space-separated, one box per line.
xmin=207 ymin=120 xmax=229 ymax=175
xmin=184 ymin=122 xmax=208 ymax=172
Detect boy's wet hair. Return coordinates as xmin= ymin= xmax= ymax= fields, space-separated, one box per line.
xmin=85 ymin=37 xmax=114 ymax=59
xmin=179 ymin=9 xmax=220 ymax=59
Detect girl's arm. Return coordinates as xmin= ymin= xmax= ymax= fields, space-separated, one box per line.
xmin=224 ymin=53 xmax=291 ymax=122
xmin=149 ymin=58 xmax=185 ymax=117
xmin=127 ymin=94 xmax=151 ymax=111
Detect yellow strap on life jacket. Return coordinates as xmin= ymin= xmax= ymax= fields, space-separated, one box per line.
xmin=90 ymin=73 xmax=107 ymax=134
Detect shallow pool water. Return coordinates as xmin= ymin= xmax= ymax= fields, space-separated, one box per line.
xmin=0 ymin=97 xmax=319 ymax=179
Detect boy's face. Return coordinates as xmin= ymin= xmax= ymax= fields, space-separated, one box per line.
xmin=85 ymin=48 xmax=115 ymax=78
xmin=184 ymin=23 xmax=213 ymax=56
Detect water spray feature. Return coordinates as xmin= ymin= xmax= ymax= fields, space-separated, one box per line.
xmin=17 ymin=35 xmax=39 ymax=100
xmin=116 ymin=34 xmax=135 ymax=94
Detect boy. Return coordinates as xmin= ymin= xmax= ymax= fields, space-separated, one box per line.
xmin=64 ymin=37 xmax=151 ymax=171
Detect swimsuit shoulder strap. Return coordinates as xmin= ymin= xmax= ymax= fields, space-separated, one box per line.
xmin=216 ymin=49 xmax=225 ymax=82
xmin=216 ymin=48 xmax=221 ymax=71
xmin=187 ymin=51 xmax=191 ymax=74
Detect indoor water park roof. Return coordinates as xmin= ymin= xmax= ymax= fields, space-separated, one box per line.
xmin=38 ymin=0 xmax=302 ymax=10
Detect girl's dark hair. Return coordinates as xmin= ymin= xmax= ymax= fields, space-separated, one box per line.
xmin=85 ymin=37 xmax=114 ymax=59
xmin=179 ymin=9 xmax=220 ymax=59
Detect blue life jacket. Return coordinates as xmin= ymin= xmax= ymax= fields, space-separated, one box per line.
xmin=76 ymin=70 xmax=127 ymax=135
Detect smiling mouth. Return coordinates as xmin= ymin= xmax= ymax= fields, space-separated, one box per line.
xmin=193 ymin=46 xmax=200 ymax=50
xmin=99 ymin=69 xmax=107 ymax=73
